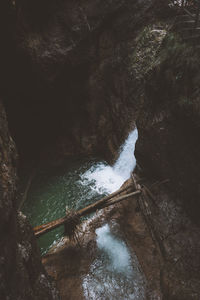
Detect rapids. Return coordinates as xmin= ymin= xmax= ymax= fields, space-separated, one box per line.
xmin=22 ymin=127 xmax=146 ymax=300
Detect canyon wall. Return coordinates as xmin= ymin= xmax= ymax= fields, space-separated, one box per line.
xmin=0 ymin=1 xmax=163 ymax=299
xmin=1 ymin=0 xmax=200 ymax=299
xmin=134 ymin=30 xmax=200 ymax=299
xmin=0 ymin=99 xmax=59 ymax=299
xmin=4 ymin=0 xmax=169 ymax=164
xmin=136 ymin=32 xmax=200 ymax=223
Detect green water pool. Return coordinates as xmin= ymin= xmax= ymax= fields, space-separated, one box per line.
xmin=22 ymin=157 xmax=108 ymax=255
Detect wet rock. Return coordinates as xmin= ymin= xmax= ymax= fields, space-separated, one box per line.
xmin=43 ymin=212 xmax=105 ymax=300
xmin=2 ymin=0 xmax=200 ymax=298
xmin=135 ymin=30 xmax=200 ymax=219
xmin=0 ymin=100 xmax=59 ymax=300
xmin=135 ymin=31 xmax=200 ymax=298
xmin=4 ymin=0 xmax=164 ymax=164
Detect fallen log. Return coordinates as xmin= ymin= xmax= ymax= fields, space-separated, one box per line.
xmin=35 ymin=190 xmax=141 ymax=238
xmin=33 ymin=181 xmax=136 ymax=237
xmin=131 ymin=174 xmax=138 ymax=191
xmin=151 ymin=179 xmax=170 ymax=188
xmin=101 ymin=190 xmax=141 ymax=208
xmin=77 ymin=181 xmax=134 ymax=216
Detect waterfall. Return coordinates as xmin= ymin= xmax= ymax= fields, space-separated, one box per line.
xmin=113 ymin=128 xmax=138 ymax=181
xmin=81 ymin=128 xmax=138 ymax=194
xmin=81 ymin=128 xmax=146 ymax=300
xmin=96 ymin=224 xmax=132 ymax=273
xmin=82 ymin=222 xmax=146 ymax=300
xmin=80 ymin=126 xmax=139 ymax=278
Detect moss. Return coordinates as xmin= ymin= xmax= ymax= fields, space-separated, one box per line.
xmin=139 ymin=28 xmax=200 ymax=126
xmin=129 ymin=23 xmax=167 ymax=81
xmin=154 ymin=32 xmax=200 ymax=109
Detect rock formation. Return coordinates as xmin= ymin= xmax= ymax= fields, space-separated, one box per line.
xmin=4 ymin=0 xmax=168 ymax=164
xmin=0 ymin=99 xmax=59 ymax=299
xmin=0 ymin=0 xmax=200 ymax=299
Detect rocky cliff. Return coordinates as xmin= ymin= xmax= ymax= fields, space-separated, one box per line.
xmin=134 ymin=28 xmax=200 ymax=299
xmin=0 ymin=99 xmax=59 ymax=300
xmin=3 ymin=0 xmax=169 ymax=164
xmin=1 ymin=0 xmax=200 ymax=299
xmin=43 ymin=19 xmax=200 ymax=299
xmin=135 ymin=30 xmax=200 ymax=221
xmin=0 ymin=1 xmax=169 ymax=299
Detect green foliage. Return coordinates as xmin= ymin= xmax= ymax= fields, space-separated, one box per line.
xmin=129 ymin=24 xmax=167 ymax=81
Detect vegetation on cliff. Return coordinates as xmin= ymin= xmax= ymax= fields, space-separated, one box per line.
xmin=0 ymin=0 xmax=200 ymax=299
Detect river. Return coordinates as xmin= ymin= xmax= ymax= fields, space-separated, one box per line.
xmin=23 ymin=128 xmax=146 ymax=299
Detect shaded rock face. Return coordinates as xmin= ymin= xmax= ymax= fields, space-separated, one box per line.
xmin=3 ymin=0 xmax=166 ymax=164
xmin=135 ymin=33 xmax=200 ymax=298
xmin=2 ymin=0 xmax=200 ymax=299
xmin=0 ymin=99 xmax=59 ymax=300
xmin=135 ymin=34 xmax=200 ymax=222
xmin=119 ymin=179 xmax=200 ymax=300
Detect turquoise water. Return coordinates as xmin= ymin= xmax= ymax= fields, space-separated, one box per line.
xmin=22 ymin=157 xmax=108 ymax=255
xmin=22 ymin=129 xmax=146 ymax=299
xmin=22 ymin=129 xmax=138 ymax=256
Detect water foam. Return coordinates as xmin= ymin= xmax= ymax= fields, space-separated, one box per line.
xmin=96 ymin=224 xmax=132 ymax=273
xmin=81 ymin=128 xmax=146 ymax=299
xmin=82 ymin=223 xmax=146 ymax=300
xmin=113 ymin=129 xmax=138 ymax=180
xmin=81 ymin=128 xmax=138 ymax=194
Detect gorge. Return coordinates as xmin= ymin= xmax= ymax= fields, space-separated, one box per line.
xmin=0 ymin=0 xmax=200 ymax=299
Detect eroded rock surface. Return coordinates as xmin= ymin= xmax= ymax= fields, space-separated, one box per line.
xmin=0 ymin=100 xmax=59 ymax=300
xmin=4 ymin=0 xmax=169 ymax=164
xmin=1 ymin=1 xmax=200 ymax=299
xmin=134 ymin=29 xmax=200 ymax=298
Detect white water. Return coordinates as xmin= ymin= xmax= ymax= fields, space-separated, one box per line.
xmin=96 ymin=224 xmax=133 ymax=273
xmin=81 ymin=128 xmax=138 ymax=194
xmin=82 ymin=224 xmax=146 ymax=300
xmin=81 ymin=128 xmax=146 ymax=299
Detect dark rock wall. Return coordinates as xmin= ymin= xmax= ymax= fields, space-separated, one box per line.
xmin=2 ymin=0 xmax=200 ymax=299
xmin=3 ymin=0 xmax=166 ymax=164
xmin=0 ymin=99 xmax=59 ymax=299
xmin=0 ymin=2 xmax=163 ymax=299
xmin=135 ymin=34 xmax=200 ymax=222
xmin=135 ymin=32 xmax=200 ymax=298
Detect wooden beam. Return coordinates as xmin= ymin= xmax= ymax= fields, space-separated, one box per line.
xmin=33 ymin=182 xmax=135 ymax=237
xmin=101 ymin=190 xmax=141 ymax=207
